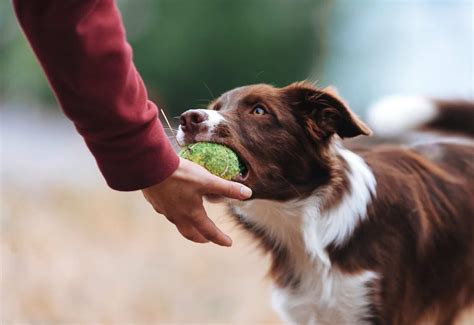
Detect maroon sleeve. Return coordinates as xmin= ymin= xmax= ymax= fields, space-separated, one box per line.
xmin=13 ymin=0 xmax=180 ymax=191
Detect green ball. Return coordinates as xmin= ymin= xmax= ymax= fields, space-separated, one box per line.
xmin=179 ymin=142 xmax=244 ymax=180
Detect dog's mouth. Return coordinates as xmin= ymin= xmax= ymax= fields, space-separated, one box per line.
xmin=231 ymin=153 xmax=250 ymax=183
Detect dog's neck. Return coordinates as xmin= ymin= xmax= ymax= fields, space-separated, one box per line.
xmin=229 ymin=144 xmax=377 ymax=288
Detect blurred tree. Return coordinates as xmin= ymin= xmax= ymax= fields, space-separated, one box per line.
xmin=121 ymin=0 xmax=323 ymax=115
xmin=1 ymin=0 xmax=326 ymax=117
xmin=0 ymin=1 xmax=55 ymax=104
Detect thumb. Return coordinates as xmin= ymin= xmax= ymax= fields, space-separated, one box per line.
xmin=204 ymin=175 xmax=252 ymax=200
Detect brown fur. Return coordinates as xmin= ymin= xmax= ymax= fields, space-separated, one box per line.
xmin=205 ymin=82 xmax=369 ymax=201
xmin=330 ymin=144 xmax=474 ymax=324
xmin=425 ymin=100 xmax=474 ymax=136
xmin=181 ymin=82 xmax=474 ymax=324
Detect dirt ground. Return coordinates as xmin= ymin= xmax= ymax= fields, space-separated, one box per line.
xmin=1 ymin=183 xmax=280 ymax=324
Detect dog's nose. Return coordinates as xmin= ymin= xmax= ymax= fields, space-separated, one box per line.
xmin=180 ymin=109 xmax=208 ymax=133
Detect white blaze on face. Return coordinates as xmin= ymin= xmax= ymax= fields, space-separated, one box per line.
xmin=205 ymin=109 xmax=226 ymax=129
xmin=176 ymin=109 xmax=226 ymax=145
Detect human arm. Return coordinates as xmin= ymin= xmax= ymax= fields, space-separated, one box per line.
xmin=13 ymin=0 xmax=252 ymax=246
xmin=13 ymin=0 xmax=178 ymax=190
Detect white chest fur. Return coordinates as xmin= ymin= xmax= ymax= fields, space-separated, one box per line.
xmin=271 ymin=270 xmax=377 ymax=325
xmin=230 ymin=148 xmax=378 ymax=324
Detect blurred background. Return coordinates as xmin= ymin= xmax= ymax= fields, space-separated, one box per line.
xmin=1 ymin=0 xmax=473 ymax=323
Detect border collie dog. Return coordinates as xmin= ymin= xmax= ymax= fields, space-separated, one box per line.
xmin=177 ymin=82 xmax=474 ymax=324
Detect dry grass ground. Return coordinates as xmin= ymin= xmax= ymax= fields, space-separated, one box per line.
xmin=2 ymin=110 xmax=472 ymax=324
xmin=1 ymin=183 xmax=280 ymax=324
xmin=1 ymin=108 xmax=279 ymax=324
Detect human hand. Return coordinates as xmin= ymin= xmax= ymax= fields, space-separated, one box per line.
xmin=142 ymin=158 xmax=252 ymax=246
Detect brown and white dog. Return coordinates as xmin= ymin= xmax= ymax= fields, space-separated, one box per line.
xmin=177 ymin=82 xmax=474 ymax=324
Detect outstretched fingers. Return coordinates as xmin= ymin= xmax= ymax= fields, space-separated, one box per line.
xmin=174 ymin=221 xmax=209 ymax=244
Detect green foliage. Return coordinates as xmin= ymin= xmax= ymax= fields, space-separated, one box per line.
xmin=0 ymin=2 xmax=54 ymax=103
xmin=1 ymin=0 xmax=323 ymax=115
xmin=125 ymin=0 xmax=320 ymax=115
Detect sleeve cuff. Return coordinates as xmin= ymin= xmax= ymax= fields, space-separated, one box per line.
xmin=89 ymin=116 xmax=180 ymax=191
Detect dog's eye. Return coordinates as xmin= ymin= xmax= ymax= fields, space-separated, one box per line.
xmin=252 ymin=106 xmax=267 ymax=116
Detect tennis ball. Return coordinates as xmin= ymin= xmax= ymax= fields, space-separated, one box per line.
xmin=179 ymin=142 xmax=245 ymax=180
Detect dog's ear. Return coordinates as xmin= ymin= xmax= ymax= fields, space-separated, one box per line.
xmin=282 ymin=82 xmax=372 ymax=140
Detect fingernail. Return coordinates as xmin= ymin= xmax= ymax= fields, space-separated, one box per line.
xmin=240 ymin=186 xmax=252 ymax=198
xmin=216 ymin=236 xmax=232 ymax=247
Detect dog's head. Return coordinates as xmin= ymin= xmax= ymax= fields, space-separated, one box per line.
xmin=177 ymin=82 xmax=371 ymax=200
